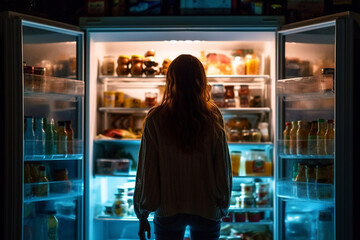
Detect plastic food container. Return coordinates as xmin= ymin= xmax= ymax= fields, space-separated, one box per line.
xmin=248 ymin=211 xmax=261 ymax=222
xmin=96 ymin=159 xmax=130 ymax=175
xmin=240 ymin=182 xmax=254 ymax=196
xmin=234 ymin=212 xmax=246 ymax=222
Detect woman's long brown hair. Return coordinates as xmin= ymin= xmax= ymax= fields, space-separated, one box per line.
xmin=146 ymin=54 xmax=223 ymax=153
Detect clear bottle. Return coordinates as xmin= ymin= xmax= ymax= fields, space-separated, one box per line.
xmin=47 ymin=211 xmax=59 ymax=240
xmin=325 ymin=120 xmax=335 ymax=155
xmin=317 ymin=119 xmax=326 ymax=155
xmin=56 ymin=121 xmax=68 ymax=154
xmin=308 ymin=120 xmax=318 ymax=155
xmin=245 ymin=49 xmax=260 ymax=75
xmin=296 ymin=120 xmax=308 ymax=155
xmin=289 ymin=121 xmax=298 ymax=155
xmin=34 ymin=165 xmax=49 ymax=197
xmin=45 ymin=118 xmax=55 ymax=155
xmin=113 ymin=189 xmax=128 ymax=217
xmin=65 ymin=120 xmax=73 ymax=154
xmin=24 ymin=116 xmax=35 ymax=155
xmin=232 ymin=55 xmax=246 ymax=75
xmin=34 ymin=117 xmax=46 ymax=155
xmin=283 ymin=122 xmax=291 ymax=154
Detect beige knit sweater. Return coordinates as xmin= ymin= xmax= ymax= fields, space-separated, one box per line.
xmin=133 ymin=111 xmax=232 ymax=221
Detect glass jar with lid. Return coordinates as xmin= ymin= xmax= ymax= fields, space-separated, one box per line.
xmin=238 ymin=85 xmax=250 ymax=107
xmin=113 ymin=189 xmax=128 ymax=217
xmin=101 ymin=56 xmax=116 ymax=75
xmin=211 ymin=84 xmax=225 ymax=107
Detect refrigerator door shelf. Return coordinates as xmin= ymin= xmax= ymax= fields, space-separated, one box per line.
xmin=276 ymin=180 xmax=334 ymax=205
xmin=24 ymin=154 xmax=83 ymax=161
xmin=24 ymin=74 xmax=84 ymax=96
xmin=278 ymin=153 xmax=334 ymax=159
xmin=24 ymin=179 xmax=83 ymax=203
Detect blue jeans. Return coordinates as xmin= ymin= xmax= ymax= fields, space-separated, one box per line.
xmin=153 ymin=213 xmax=221 ymax=240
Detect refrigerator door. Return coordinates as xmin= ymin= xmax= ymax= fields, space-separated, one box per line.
xmin=275 ymin=12 xmax=359 ymax=240
xmin=0 ymin=12 xmax=85 ymax=240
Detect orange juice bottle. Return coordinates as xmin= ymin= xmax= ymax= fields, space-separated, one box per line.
xmin=245 ymin=49 xmax=260 ymax=75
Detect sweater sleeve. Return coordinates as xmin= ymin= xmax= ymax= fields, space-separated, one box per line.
xmin=214 ymin=122 xmax=232 ymax=217
xmin=133 ymin=117 xmax=161 ymax=220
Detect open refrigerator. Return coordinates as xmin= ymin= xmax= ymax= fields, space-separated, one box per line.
xmin=1 ymin=10 xmax=359 ymax=240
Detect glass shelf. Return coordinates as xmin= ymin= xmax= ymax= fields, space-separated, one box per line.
xmin=229 ymin=207 xmax=273 ymax=212
xmin=98 ymin=107 xmax=271 ymax=114
xmin=278 ymin=153 xmax=334 ymax=159
xmin=24 ymin=154 xmax=83 ymax=161
xmin=24 ymin=74 xmax=84 ymax=96
xmin=277 ymin=76 xmax=334 ymax=101
xmin=95 ymin=170 xmax=136 ymax=178
xmin=276 ymin=180 xmax=334 ymax=205
xmin=24 ymin=179 xmax=83 ymax=203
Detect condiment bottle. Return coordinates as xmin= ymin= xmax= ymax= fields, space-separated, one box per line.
xmin=34 ymin=165 xmax=49 ymax=197
xmin=289 ymin=121 xmax=298 ymax=155
xmin=65 ymin=120 xmax=73 ymax=154
xmin=34 ymin=117 xmax=46 ymax=155
xmin=296 ymin=120 xmax=308 ymax=155
xmin=47 ymin=211 xmax=59 ymax=240
xmin=56 ymin=121 xmax=68 ymax=154
xmin=45 ymin=118 xmax=55 ymax=155
xmin=325 ymin=120 xmax=335 ymax=155
xmin=307 ymin=120 xmax=318 ymax=155
xmin=317 ymin=119 xmax=326 ymax=155
xmin=24 ymin=116 xmax=35 ymax=155
xmin=283 ymin=122 xmax=291 ymax=154
xmin=24 ymin=163 xmax=33 ymax=198
xmin=238 ymin=85 xmax=250 ymax=107
xmin=224 ymin=85 xmax=235 ymax=108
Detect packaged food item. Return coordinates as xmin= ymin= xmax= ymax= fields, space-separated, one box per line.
xmin=234 ymin=212 xmax=246 ymax=222
xmin=238 ymin=85 xmax=250 ymax=107
xmin=255 ymin=182 xmax=269 ymax=198
xmin=232 ymin=55 xmax=246 ymax=75
xmin=34 ymin=165 xmax=49 ymax=197
xmin=143 ymin=50 xmax=158 ymax=76
xmin=239 ymin=195 xmax=255 ymax=208
xmin=241 ymin=129 xmax=251 ymax=142
xmin=65 ymin=120 xmax=73 ymax=154
xmin=289 ymin=121 xmax=298 ymax=154
xmin=325 ymin=119 xmax=335 ymax=155
xmin=296 ymin=120 xmax=308 ymax=155
xmin=211 ymin=84 xmax=225 ymax=107
xmin=306 ymin=164 xmax=317 ymax=199
xmin=245 ymin=49 xmax=260 ymax=75
xmin=249 ymin=95 xmax=262 ymax=107
xmin=321 ymin=68 xmax=334 ymax=92
xmin=56 ymin=121 xmax=68 ymax=154
xmin=116 ymin=55 xmax=130 ymax=76
xmin=159 ymin=58 xmax=171 ymax=75
xmin=231 ymin=151 xmax=241 ymax=176
xmin=294 ymin=163 xmax=307 ymax=198
xmin=258 ymin=122 xmax=269 ymax=142
xmin=308 ymin=120 xmax=318 ymax=155
xmin=245 ymin=149 xmax=266 ymax=176
xmin=283 ymin=122 xmax=291 ymax=154
xmin=248 ymin=211 xmax=261 ymax=222
xmin=115 ymin=91 xmax=124 ymax=107
xmin=103 ymin=91 xmax=116 ymax=107
xmin=145 ymin=92 xmax=158 ymax=108
xmin=224 ymin=85 xmax=235 ymax=108
xmin=250 ymin=129 xmax=261 ymax=142
xmin=240 ymin=182 xmax=254 ymax=196
xmin=130 ymin=55 xmax=143 ymax=76
xmin=101 ymin=56 xmax=116 ymax=75
xmin=96 ymin=158 xmax=131 ymax=175
xmin=113 ymin=189 xmax=128 ymax=217
xmin=255 ymin=197 xmax=269 ymax=207
xmin=317 ymin=119 xmax=326 ymax=155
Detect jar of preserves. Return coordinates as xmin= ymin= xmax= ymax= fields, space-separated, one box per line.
xmin=130 ymin=55 xmax=144 ymax=76
xmin=102 ymin=56 xmax=116 ymax=75
xmin=239 ymin=195 xmax=254 ymax=208
xmin=116 ymin=55 xmax=130 ymax=76
xmin=238 ymin=85 xmax=250 ymax=107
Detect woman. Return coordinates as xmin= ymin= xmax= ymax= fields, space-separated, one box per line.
xmin=133 ymin=54 xmax=232 ymax=240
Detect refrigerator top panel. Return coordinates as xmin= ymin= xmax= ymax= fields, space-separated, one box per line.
xmin=80 ymin=15 xmax=284 ymax=31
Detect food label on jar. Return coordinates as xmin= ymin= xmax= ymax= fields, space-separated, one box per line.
xmin=253 ymin=160 xmax=265 ymax=173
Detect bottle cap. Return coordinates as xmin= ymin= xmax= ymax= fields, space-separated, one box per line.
xmin=318 ymin=119 xmax=325 ymax=123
